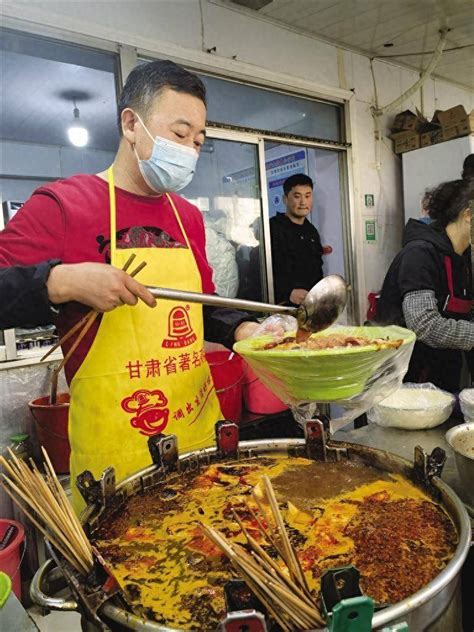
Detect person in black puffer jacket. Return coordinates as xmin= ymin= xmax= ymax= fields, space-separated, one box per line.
xmin=377 ymin=178 xmax=474 ymax=393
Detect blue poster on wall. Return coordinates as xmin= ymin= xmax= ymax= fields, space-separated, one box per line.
xmin=266 ymin=149 xmax=308 ymax=216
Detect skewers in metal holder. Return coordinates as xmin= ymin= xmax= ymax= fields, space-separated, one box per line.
xmin=202 ymin=475 xmax=325 ymax=632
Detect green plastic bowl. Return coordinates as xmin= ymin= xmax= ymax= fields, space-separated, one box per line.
xmin=234 ymin=326 xmax=415 ymax=403
xmin=0 ymin=571 xmax=11 ymax=609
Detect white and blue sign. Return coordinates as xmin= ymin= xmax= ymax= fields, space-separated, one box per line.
xmin=265 ymin=149 xmax=308 ymax=216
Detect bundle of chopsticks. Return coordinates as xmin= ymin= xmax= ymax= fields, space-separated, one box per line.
xmin=0 ymin=447 xmax=93 ymax=575
xmin=202 ymin=476 xmax=325 ymax=631
xmin=42 ymin=253 xmax=147 ymax=403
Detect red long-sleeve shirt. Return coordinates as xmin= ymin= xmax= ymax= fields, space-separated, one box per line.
xmin=0 ymin=174 xmax=215 ymax=382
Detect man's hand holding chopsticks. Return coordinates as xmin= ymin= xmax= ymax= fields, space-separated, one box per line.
xmin=46 ymin=262 xmax=157 ymax=312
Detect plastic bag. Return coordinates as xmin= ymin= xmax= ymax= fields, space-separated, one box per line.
xmin=234 ymin=325 xmax=415 ymax=432
xmin=367 ymin=383 xmax=455 ymax=430
xmin=459 ymin=388 xmax=474 ymax=423
xmin=250 ymin=315 xmax=298 ymax=339
xmin=205 ymin=225 xmax=239 ymax=298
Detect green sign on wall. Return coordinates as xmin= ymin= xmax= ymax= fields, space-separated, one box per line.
xmin=365 ymin=220 xmax=376 ymax=242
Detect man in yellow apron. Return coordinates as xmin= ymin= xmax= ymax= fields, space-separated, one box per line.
xmin=0 ymin=60 xmax=258 ymax=512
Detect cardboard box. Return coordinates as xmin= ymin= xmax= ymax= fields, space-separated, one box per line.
xmin=434 ymin=105 xmax=468 ymax=128
xmin=419 ymin=120 xmax=443 ymax=147
xmin=432 ymin=105 xmax=474 ymax=140
xmin=391 ymin=130 xmax=420 ymax=154
xmin=441 ymin=125 xmax=460 ymax=141
xmin=390 ymin=105 xmax=473 ymax=153
xmin=391 ymin=110 xmax=421 ymax=133
xmin=420 ymin=128 xmax=442 ymax=147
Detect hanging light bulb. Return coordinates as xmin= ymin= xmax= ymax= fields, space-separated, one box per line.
xmin=67 ymin=99 xmax=89 ymax=147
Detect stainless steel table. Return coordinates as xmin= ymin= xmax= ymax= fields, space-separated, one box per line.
xmin=333 ymin=418 xmax=473 ymax=515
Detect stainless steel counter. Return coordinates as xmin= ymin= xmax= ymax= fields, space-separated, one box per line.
xmin=333 ymin=418 xmax=474 ymax=515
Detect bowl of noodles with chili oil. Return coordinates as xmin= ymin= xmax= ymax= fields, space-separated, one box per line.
xmin=233 ymin=325 xmax=415 ymax=403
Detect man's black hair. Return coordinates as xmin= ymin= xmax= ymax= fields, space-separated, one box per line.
xmin=283 ymin=174 xmax=313 ymax=196
xmin=117 ymin=60 xmax=207 ymax=134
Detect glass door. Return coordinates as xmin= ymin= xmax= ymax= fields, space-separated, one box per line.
xmin=264 ymin=141 xmax=347 ymax=281
xmin=181 ymin=135 xmax=268 ymax=303
xmin=181 ymin=128 xmax=354 ymax=328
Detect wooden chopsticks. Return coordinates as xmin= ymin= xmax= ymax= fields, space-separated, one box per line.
xmin=43 ymin=254 xmax=147 ymax=403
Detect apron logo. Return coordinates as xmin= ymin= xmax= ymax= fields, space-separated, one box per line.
xmin=162 ymin=305 xmax=197 ymax=348
xmin=121 ymin=389 xmax=170 ymax=436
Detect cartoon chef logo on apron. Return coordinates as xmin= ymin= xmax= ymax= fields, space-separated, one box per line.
xmin=121 ymin=389 xmax=169 ymax=436
xmin=68 ymin=167 xmax=223 ymax=512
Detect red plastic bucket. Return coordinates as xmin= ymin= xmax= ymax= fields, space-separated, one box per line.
xmin=206 ymin=351 xmax=243 ymax=424
xmin=0 ymin=519 xmax=25 ymax=600
xmin=28 ymin=393 xmax=70 ymax=474
xmin=242 ymin=362 xmax=288 ymax=415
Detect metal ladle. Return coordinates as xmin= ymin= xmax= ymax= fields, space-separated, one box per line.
xmin=147 ymin=274 xmax=348 ymax=334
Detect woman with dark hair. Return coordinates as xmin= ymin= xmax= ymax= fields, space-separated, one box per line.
xmin=377 ymin=178 xmax=474 ymax=392
xmin=462 ymin=153 xmax=474 ymax=180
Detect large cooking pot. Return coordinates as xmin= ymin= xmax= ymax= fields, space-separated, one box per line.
xmin=30 ymin=423 xmax=471 ymax=632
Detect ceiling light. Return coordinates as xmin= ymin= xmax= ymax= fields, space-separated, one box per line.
xmin=67 ymin=99 xmax=88 ymax=147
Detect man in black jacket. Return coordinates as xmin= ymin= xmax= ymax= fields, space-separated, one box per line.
xmin=270 ymin=174 xmax=323 ymax=306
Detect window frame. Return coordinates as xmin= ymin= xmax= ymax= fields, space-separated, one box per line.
xmin=0 ymin=22 xmax=364 ymax=364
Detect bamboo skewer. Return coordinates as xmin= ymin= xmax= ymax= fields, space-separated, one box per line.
xmin=203 ymin=526 xmax=293 ymax=631
xmin=29 ymin=460 xmax=91 ymax=569
xmin=244 ymin=497 xmax=279 ymax=550
xmin=205 ymin=525 xmax=322 ymax=630
xmin=262 ymin=476 xmax=311 ymax=597
xmin=250 ymin=491 xmax=281 ymax=551
xmin=1 ymin=484 xmax=88 ymax=574
xmin=45 ymin=254 xmax=145 ymax=402
xmin=41 ymin=447 xmax=90 ymax=557
xmin=203 ymin=477 xmax=326 ymax=631
xmin=4 ymin=451 xmax=91 ymax=569
xmin=41 ymin=312 xmax=91 ymax=363
xmin=247 ymin=533 xmax=315 ymax=607
xmin=0 ymin=449 xmax=94 ymax=575
xmin=232 ymin=507 xmax=310 ymax=605
xmin=41 ymin=253 xmax=138 ymax=363
xmin=1 ymin=472 xmax=89 ymax=574
xmin=235 ymin=541 xmax=319 ymax=629
xmin=51 ymin=311 xmax=97 ymax=380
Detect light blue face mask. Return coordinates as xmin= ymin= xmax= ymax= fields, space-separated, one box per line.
xmin=134 ymin=114 xmax=199 ymax=193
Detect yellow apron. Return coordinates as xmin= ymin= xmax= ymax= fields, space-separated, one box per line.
xmin=69 ymin=167 xmax=222 ymax=511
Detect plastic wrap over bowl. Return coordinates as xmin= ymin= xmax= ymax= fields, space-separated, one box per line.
xmin=459 ymin=388 xmax=474 ymax=422
xmin=233 ymin=325 xmax=415 ymax=407
xmin=368 ymin=383 xmax=455 ymax=429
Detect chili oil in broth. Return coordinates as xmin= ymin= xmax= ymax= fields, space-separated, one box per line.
xmin=93 ymin=456 xmax=457 ymax=630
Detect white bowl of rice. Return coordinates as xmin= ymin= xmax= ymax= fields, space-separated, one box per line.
xmin=368 ymin=383 xmax=455 ymax=430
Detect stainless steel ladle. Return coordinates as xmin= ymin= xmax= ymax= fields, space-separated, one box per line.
xmin=147 ymin=274 xmax=348 ymax=334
